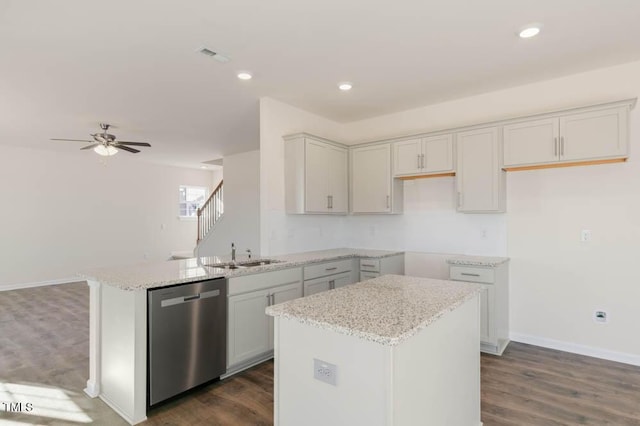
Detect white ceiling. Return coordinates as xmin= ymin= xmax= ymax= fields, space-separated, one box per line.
xmin=1 ymin=0 xmax=640 ymax=169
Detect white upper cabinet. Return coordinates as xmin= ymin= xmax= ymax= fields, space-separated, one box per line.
xmin=503 ymin=103 xmax=630 ymax=168
xmin=284 ymin=134 xmax=348 ymax=214
xmin=503 ymin=118 xmax=558 ymax=167
xmin=560 ymin=107 xmax=628 ymax=161
xmin=393 ymin=134 xmax=454 ymax=177
xmin=456 ymin=127 xmax=506 ymax=213
xmin=351 ymin=143 xmax=403 ymax=214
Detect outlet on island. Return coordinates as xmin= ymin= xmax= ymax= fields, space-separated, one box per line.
xmin=313 ymin=358 xmax=337 ymax=386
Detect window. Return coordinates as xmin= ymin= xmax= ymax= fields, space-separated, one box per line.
xmin=179 ymin=186 xmax=208 ymax=218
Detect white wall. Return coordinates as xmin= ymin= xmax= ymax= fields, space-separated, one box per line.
xmin=197 ymin=150 xmax=260 ymax=258
xmin=340 ymin=60 xmax=640 ymax=362
xmin=0 ymin=145 xmax=212 ymax=289
xmin=259 ymin=98 xmax=349 ymax=255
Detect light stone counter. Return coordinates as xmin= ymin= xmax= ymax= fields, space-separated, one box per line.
xmin=446 ymin=255 xmax=509 ymax=267
xmin=79 ymin=248 xmax=404 ymax=291
xmin=266 ymin=274 xmax=481 ymax=346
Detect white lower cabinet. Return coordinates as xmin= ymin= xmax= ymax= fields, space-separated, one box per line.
xmin=303 ymin=259 xmax=356 ymax=297
xmin=303 ymin=271 xmax=352 ymax=296
xmin=359 ymin=254 xmax=405 ymax=281
xmin=227 ymin=289 xmax=271 ymax=367
xmin=448 ymin=261 xmax=509 ymax=355
xmin=227 ymin=268 xmax=303 ymax=372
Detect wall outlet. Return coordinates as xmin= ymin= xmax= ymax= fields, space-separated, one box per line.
xmin=594 ymin=310 xmax=608 ymax=324
xmin=313 ymin=358 xmax=337 ymax=386
xmin=581 ymin=229 xmax=592 ymax=242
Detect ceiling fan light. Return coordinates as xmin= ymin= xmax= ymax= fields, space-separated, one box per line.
xmin=94 ymin=145 xmax=118 ymax=156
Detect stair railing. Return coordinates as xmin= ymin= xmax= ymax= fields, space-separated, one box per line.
xmin=197 ymin=180 xmax=223 ymax=243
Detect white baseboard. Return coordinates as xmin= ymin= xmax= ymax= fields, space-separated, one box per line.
xmin=0 ymin=277 xmax=81 ymax=292
xmin=99 ymin=394 xmax=147 ymax=425
xmin=510 ymin=332 xmax=640 ymax=367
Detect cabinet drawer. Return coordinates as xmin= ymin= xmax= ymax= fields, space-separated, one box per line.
xmin=359 ymin=259 xmax=380 ymax=272
xmin=304 ymin=271 xmax=351 ymax=296
xmin=304 ymin=259 xmax=352 ymax=280
xmin=228 ymin=267 xmax=302 ymax=296
xmin=360 ymin=271 xmax=380 ymax=280
xmin=449 ymin=266 xmax=494 ymax=284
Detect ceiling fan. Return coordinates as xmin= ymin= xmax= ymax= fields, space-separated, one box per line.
xmin=51 ymin=123 xmax=151 ymax=156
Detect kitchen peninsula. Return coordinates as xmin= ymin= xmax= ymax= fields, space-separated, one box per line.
xmin=80 ymin=248 xmax=404 ymax=424
xmin=267 ymin=275 xmax=482 ymax=426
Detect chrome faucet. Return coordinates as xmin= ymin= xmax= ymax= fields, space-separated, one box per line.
xmin=231 ymin=242 xmax=236 ymax=263
xmin=246 ymin=249 xmax=252 ymax=260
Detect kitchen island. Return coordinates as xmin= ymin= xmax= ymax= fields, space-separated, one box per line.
xmin=266 ymin=275 xmax=482 ymax=426
xmin=80 ymin=248 xmax=404 ymax=425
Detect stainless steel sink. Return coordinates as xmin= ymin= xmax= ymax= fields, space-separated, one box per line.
xmin=238 ymin=259 xmax=281 ymax=267
xmin=204 ymin=259 xmax=281 ymax=269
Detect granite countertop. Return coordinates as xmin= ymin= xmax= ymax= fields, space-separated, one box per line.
xmin=266 ymin=274 xmax=481 ymax=346
xmin=446 ymin=255 xmax=509 ymax=267
xmin=79 ymin=248 xmax=404 ymax=291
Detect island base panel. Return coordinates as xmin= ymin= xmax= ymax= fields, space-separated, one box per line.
xmin=273 ymin=295 xmax=481 ymax=426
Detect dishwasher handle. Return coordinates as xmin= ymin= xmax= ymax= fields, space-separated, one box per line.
xmin=160 ymin=289 xmax=220 ymax=308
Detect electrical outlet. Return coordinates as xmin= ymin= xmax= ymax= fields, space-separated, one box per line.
xmin=313 ymin=358 xmax=337 ymax=386
xmin=581 ymin=229 xmax=592 ymax=242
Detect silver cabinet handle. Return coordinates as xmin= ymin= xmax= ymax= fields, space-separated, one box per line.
xmin=361 ymin=264 xmax=375 ymax=268
xmin=417 ymin=154 xmax=421 ymax=169
xmin=554 ymin=137 xmax=558 ymax=156
xmin=461 ymin=273 xmax=481 ymax=277
xmin=386 ymin=195 xmax=390 ymax=209
xmin=421 ymin=153 xmax=425 ymax=169
xmin=561 ymin=136 xmax=565 ymax=156
xmin=325 ymin=267 xmax=338 ymax=271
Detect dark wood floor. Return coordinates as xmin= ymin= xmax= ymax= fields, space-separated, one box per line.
xmin=1 ymin=282 xmax=639 ymax=425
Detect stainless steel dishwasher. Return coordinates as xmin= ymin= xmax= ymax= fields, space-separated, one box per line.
xmin=148 ymin=278 xmax=227 ymax=406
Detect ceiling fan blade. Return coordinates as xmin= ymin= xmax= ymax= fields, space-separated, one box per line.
xmin=116 ymin=145 xmax=141 ymax=154
xmin=51 ymin=138 xmax=94 ymax=142
xmin=115 ymin=141 xmax=151 ymax=147
xmin=80 ymin=143 xmax=100 ymax=150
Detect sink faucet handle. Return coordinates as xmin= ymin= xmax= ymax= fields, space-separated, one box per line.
xmin=246 ymin=249 xmax=252 ymax=259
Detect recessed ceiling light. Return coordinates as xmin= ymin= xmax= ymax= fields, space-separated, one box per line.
xmin=338 ymin=82 xmax=353 ymax=91
xmin=519 ymin=25 xmax=541 ymax=39
xmin=237 ymin=72 xmax=252 ymax=80
xmin=200 ymin=166 xmax=207 ymax=169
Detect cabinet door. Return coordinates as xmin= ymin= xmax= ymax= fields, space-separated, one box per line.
xmin=304 ymin=139 xmax=329 ymax=213
xmin=393 ymin=138 xmax=422 ymax=176
xmin=227 ymin=289 xmax=271 ymax=368
xmin=351 ymin=144 xmax=392 ymax=213
xmin=560 ymin=107 xmax=628 ymax=162
xmin=423 ymin=134 xmax=454 ymax=173
xmin=456 ymin=127 xmax=505 ymax=213
xmin=304 ymin=278 xmax=331 ymax=296
xmin=503 ymin=118 xmax=559 ymax=167
xmin=332 ymin=274 xmax=353 ymax=289
xmin=268 ymin=282 xmax=303 ymax=350
xmin=327 ymin=145 xmax=348 ymax=213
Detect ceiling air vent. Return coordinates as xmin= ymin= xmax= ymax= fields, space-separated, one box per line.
xmin=199 ymin=48 xmax=230 ymax=63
